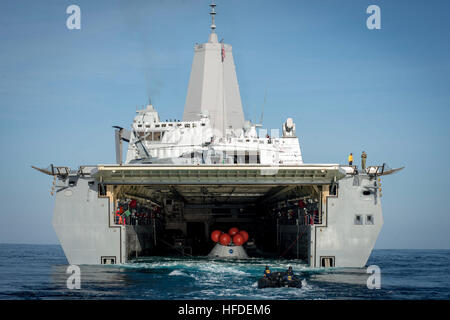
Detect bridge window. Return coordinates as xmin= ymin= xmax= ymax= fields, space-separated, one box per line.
xmin=366 ymin=215 xmax=374 ymax=225
xmin=145 ymin=132 xmax=153 ymax=141
xmin=354 ymin=215 xmax=363 ymax=225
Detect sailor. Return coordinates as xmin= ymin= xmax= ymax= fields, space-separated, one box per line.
xmin=348 ymin=153 xmax=353 ymax=166
xmin=284 ymin=266 xmax=294 ymax=282
xmin=361 ymin=151 xmax=367 ymax=170
xmin=264 ymin=266 xmax=272 ymax=277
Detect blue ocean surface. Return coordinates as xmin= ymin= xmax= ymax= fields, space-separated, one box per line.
xmin=0 ymin=244 xmax=448 ymax=300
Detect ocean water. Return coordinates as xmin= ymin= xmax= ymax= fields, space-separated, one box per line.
xmin=0 ymin=244 xmax=448 ymax=300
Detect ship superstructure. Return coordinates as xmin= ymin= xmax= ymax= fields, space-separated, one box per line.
xmin=34 ymin=2 xmax=402 ymax=268
xmin=124 ymin=3 xmax=301 ymax=167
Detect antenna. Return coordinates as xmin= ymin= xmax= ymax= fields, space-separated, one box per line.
xmin=259 ymin=88 xmax=267 ymax=125
xmin=210 ymin=1 xmax=216 ymax=33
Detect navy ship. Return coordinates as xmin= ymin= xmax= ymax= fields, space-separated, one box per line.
xmin=34 ymin=2 xmax=402 ymax=267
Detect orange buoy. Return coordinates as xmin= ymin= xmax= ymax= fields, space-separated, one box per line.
xmin=239 ymin=230 xmax=249 ymax=243
xmin=210 ymin=230 xmax=222 ymax=243
xmin=219 ymin=233 xmax=231 ymax=246
xmin=233 ymin=234 xmax=244 ymax=246
xmin=228 ymin=227 xmax=239 ymax=236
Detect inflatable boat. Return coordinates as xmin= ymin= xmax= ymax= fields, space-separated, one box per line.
xmin=257 ymin=271 xmax=302 ymax=289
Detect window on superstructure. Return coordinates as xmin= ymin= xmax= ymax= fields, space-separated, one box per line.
xmin=162 ymin=124 xmax=166 ymax=127
xmin=177 ymin=123 xmax=182 ymax=127
xmin=201 ymin=123 xmax=205 ymax=126
xmin=366 ymin=215 xmax=374 ymax=225
xmin=354 ymin=215 xmax=363 ymax=225
xmin=153 ymin=132 xmax=161 ymax=141
xmin=192 ymin=123 xmax=197 ymax=128
xmin=156 ymin=124 xmax=160 ymax=128
xmin=185 ymin=124 xmax=190 ymax=128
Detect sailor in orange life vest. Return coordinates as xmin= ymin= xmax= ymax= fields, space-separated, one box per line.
xmin=348 ymin=153 xmax=353 ymax=166
xmin=264 ymin=266 xmax=272 ymax=277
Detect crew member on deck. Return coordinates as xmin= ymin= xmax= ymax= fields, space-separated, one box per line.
xmin=361 ymin=151 xmax=367 ymax=170
xmin=348 ymin=153 xmax=353 ymax=166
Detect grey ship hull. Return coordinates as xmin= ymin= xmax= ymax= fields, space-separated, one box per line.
xmin=52 ymin=164 xmax=382 ymax=267
xmin=47 ymin=2 xmax=393 ymax=268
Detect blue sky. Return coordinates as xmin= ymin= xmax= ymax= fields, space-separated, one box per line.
xmin=0 ymin=0 xmax=449 ymax=248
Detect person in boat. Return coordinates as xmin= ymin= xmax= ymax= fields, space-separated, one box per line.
xmin=284 ymin=266 xmax=294 ymax=282
xmin=264 ymin=266 xmax=272 ymax=278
